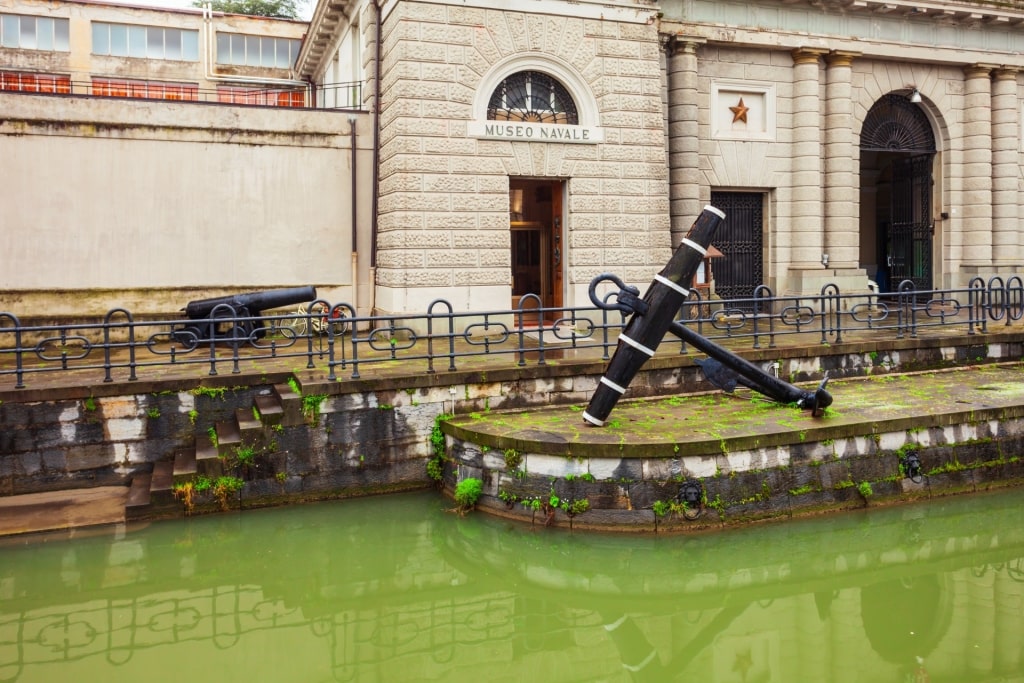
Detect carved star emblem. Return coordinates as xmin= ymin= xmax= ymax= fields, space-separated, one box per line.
xmin=730 ymin=97 xmax=750 ymax=124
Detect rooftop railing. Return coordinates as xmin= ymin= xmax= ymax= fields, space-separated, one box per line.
xmin=0 ymin=75 xmax=364 ymax=111
xmin=1 ymin=277 xmax=1021 ymax=390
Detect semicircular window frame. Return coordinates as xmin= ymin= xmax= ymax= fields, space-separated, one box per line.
xmin=487 ymin=70 xmax=579 ymax=125
xmin=860 ymin=93 xmax=936 ymax=153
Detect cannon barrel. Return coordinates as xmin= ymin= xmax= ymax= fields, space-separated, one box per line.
xmin=182 ymin=286 xmax=317 ymax=319
xmin=583 ymin=206 xmax=725 ymax=427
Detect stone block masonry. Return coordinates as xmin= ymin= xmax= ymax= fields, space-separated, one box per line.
xmin=1 ymin=332 xmax=1023 ymax=524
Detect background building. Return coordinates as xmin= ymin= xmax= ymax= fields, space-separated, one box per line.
xmin=4 ymin=0 xmax=1024 ymax=320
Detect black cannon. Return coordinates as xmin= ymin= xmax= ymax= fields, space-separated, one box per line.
xmin=171 ymin=286 xmax=316 ymax=348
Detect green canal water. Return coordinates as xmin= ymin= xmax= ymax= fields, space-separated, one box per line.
xmin=1 ymin=489 xmax=1023 ymax=683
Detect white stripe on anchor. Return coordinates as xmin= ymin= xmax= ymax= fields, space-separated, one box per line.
xmin=681 ymin=238 xmax=707 ymax=257
xmin=582 ymin=411 xmax=605 ymax=426
xmin=654 ymin=274 xmax=690 ymax=297
xmin=619 ymin=334 xmax=655 ymax=357
xmin=600 ymin=376 xmax=627 ymax=394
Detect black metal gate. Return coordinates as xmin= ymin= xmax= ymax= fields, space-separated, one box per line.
xmin=887 ymin=154 xmax=933 ymax=290
xmin=709 ymin=192 xmax=763 ymax=300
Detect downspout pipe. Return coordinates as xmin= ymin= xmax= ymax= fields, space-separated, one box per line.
xmin=368 ymin=0 xmax=383 ymax=315
xmin=370 ymin=0 xmax=382 ymax=270
xmin=349 ymin=116 xmax=359 ymax=314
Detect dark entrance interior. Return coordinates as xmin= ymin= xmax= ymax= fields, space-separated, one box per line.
xmin=509 ymin=178 xmax=563 ymax=311
xmin=709 ymin=191 xmax=764 ymax=301
xmin=860 ymin=94 xmax=937 ymax=292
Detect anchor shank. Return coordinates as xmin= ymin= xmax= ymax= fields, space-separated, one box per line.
xmin=667 ymin=321 xmax=815 ymax=407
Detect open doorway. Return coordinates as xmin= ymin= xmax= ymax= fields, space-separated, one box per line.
xmin=509 ymin=178 xmax=564 ymax=313
xmin=859 ymin=93 xmax=937 ymax=293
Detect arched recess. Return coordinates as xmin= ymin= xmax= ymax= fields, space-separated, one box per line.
xmin=858 ymin=93 xmax=938 ymax=292
xmin=472 ymin=53 xmax=600 ymax=127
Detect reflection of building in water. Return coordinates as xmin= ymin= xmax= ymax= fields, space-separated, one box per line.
xmin=0 ymin=497 xmax=1023 ymax=681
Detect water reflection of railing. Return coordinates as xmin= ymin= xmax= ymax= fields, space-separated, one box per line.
xmin=0 ymin=585 xmax=602 ymax=682
xmin=2 ymin=492 xmax=1024 ymax=681
xmin=2 ymin=277 xmax=1023 ymax=388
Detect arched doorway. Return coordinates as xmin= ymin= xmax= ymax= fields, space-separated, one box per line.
xmin=859 ymin=94 xmax=937 ymax=292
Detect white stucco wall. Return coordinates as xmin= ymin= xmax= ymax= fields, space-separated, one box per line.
xmin=0 ymin=93 xmax=375 ymax=316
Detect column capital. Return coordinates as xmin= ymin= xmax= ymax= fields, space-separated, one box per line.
xmin=964 ymin=63 xmax=998 ymax=78
xmin=792 ymin=48 xmax=828 ymax=65
xmin=825 ymin=51 xmax=860 ymax=68
xmin=666 ymin=35 xmax=705 ymax=56
xmin=993 ymin=66 xmax=1020 ymax=80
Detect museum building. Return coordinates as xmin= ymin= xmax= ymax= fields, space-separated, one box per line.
xmin=3 ymin=0 xmax=1024 ymax=318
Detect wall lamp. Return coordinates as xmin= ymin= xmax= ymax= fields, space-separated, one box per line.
xmin=909 ymin=89 xmax=922 ymax=103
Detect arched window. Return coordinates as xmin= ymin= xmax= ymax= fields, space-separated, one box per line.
xmin=486 ymin=70 xmax=579 ymax=125
xmin=860 ymin=94 xmax=935 ymax=152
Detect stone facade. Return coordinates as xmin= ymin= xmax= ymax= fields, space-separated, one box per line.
xmin=372 ymin=1 xmax=669 ymax=312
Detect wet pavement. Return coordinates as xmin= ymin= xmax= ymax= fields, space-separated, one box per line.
xmin=0 ymin=486 xmax=128 ymax=537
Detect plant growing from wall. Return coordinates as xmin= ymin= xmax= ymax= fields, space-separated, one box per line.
xmin=454 ymin=477 xmax=483 ymax=514
xmin=503 ymin=448 xmax=522 ymax=472
xmin=426 ymin=414 xmax=451 ymax=483
xmin=212 ymin=476 xmax=244 ymax=511
xmin=173 ymin=481 xmax=196 ymax=514
xmin=302 ymin=394 xmax=328 ymax=426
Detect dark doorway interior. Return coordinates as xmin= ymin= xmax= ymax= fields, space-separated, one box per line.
xmin=709 ymin=191 xmax=765 ymax=301
xmin=509 ymin=178 xmax=563 ymax=312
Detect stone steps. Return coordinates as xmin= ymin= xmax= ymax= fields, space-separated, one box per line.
xmin=125 ymin=382 xmax=302 ymax=519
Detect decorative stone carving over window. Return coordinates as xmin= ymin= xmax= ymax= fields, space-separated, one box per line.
xmin=487 ymin=71 xmax=579 ymax=125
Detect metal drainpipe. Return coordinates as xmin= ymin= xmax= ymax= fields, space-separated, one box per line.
xmin=349 ymin=116 xmax=359 ymax=314
xmin=369 ymin=0 xmax=383 ymax=315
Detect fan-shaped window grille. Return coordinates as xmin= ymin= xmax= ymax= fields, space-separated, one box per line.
xmin=487 ymin=71 xmax=579 ymax=125
xmin=860 ymin=94 xmax=935 ymax=152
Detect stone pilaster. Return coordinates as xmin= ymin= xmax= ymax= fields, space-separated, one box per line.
xmin=787 ymin=48 xmax=828 ymax=289
xmin=991 ymin=67 xmax=1020 ymax=269
xmin=667 ymin=38 xmax=704 ymax=248
xmin=823 ymin=51 xmax=861 ymax=281
xmin=961 ymin=64 xmax=994 ymax=271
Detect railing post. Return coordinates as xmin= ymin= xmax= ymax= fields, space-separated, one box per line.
xmin=426 ymin=299 xmax=457 ymax=374
xmin=819 ymin=283 xmax=842 ymax=345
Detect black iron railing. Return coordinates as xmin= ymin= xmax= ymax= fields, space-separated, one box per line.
xmin=1 ymin=278 xmax=1022 ymax=390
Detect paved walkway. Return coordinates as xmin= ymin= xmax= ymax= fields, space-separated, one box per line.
xmin=0 ymin=486 xmax=128 ymax=537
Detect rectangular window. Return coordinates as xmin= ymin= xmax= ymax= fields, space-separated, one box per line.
xmin=217 ymin=85 xmax=304 ymax=108
xmin=0 ymin=14 xmax=70 ymax=51
xmin=92 ymin=77 xmax=198 ymax=101
xmin=0 ymin=71 xmax=71 ymax=93
xmin=92 ymin=22 xmax=198 ymax=62
xmin=128 ymin=25 xmax=146 ymax=58
xmin=215 ymin=32 xmax=299 ymax=68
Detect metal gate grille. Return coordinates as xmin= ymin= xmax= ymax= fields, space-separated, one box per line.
xmin=889 ymin=155 xmax=933 ymax=290
xmin=709 ymin=192 xmax=764 ymax=300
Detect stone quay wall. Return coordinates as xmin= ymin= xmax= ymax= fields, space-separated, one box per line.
xmin=1 ymin=332 xmax=1022 ymax=525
